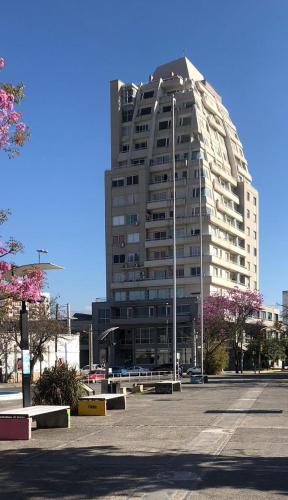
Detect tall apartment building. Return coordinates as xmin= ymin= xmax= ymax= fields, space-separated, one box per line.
xmin=93 ymin=57 xmax=259 ymax=368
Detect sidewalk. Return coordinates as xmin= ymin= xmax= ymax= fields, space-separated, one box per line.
xmin=0 ymin=373 xmax=287 ymax=499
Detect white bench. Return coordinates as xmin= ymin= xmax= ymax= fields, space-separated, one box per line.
xmin=0 ymin=405 xmax=70 ymax=440
xmin=78 ymin=393 xmax=126 ymax=416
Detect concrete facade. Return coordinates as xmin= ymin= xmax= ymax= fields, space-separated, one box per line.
xmin=93 ymin=57 xmax=259 ymax=367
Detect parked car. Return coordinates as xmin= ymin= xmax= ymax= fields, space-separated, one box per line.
xmin=151 ymin=364 xmax=173 ymax=373
xmin=109 ymin=366 xmax=129 ymax=377
xmin=186 ymin=366 xmax=201 ymax=375
xmin=83 ymin=369 xmax=105 ymax=383
xmin=126 ymin=366 xmax=150 ymax=375
xmin=80 ymin=364 xmax=102 ymax=375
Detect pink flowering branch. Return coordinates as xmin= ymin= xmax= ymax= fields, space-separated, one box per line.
xmin=0 ymin=57 xmax=30 ymax=158
xmin=0 ymin=210 xmax=43 ymax=304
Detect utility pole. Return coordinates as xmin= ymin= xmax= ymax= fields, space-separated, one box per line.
xmin=172 ymin=94 xmax=177 ymax=382
xmin=55 ymin=303 xmax=59 ymax=366
xmin=89 ymin=324 xmax=93 ymax=371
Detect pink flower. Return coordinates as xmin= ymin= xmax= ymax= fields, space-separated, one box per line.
xmin=16 ymin=122 xmax=26 ymax=132
xmin=7 ymin=111 xmax=21 ymax=124
xmin=0 ymin=58 xmax=4 ymax=70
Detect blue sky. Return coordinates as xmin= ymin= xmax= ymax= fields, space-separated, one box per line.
xmin=0 ymin=0 xmax=287 ymax=312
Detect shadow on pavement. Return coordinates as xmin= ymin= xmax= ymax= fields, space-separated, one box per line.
xmin=0 ymin=445 xmax=287 ymax=498
xmin=206 ymin=409 xmax=283 ymax=414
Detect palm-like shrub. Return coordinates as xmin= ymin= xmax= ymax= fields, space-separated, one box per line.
xmin=33 ymin=363 xmax=84 ymax=412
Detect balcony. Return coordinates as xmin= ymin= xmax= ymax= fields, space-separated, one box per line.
xmin=216 ymin=200 xmax=243 ymax=222
xmin=209 ymin=234 xmax=247 ymax=257
xmin=149 ymin=177 xmax=187 ymax=191
xmin=210 ymin=162 xmax=237 ymax=186
xmin=210 ymin=214 xmax=244 ymax=238
xmin=213 ymin=180 xmax=239 ymax=204
xmin=147 ymin=197 xmax=186 ymax=210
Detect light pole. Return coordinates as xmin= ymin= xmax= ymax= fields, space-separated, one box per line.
xmin=198 ymin=151 xmax=204 ymax=380
xmin=37 ymin=249 xmax=48 ymax=264
xmin=165 ymin=302 xmax=169 ymax=363
xmin=172 ymin=94 xmax=177 ymax=382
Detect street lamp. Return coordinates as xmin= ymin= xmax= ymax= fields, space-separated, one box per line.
xmin=8 ymin=262 xmax=64 ymax=407
xmin=198 ymin=151 xmax=204 ymax=380
xmin=36 ymin=249 xmax=48 ymax=263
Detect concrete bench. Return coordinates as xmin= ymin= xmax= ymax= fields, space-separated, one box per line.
xmin=78 ymin=394 xmax=126 ymax=416
xmin=154 ymin=380 xmax=182 ymax=394
xmin=0 ymin=405 xmax=70 ymax=440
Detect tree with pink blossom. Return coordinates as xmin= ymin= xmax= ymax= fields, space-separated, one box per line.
xmin=0 ymin=57 xmax=30 ymax=158
xmin=203 ymin=288 xmax=263 ymax=373
xmin=0 ymin=209 xmax=44 ymax=308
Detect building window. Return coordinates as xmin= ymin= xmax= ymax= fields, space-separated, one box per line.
xmin=128 ymin=290 xmax=145 ymax=300
xmin=253 ymin=197 xmax=257 ymax=206
xmin=154 ymin=231 xmax=167 ymax=240
xmin=153 ymin=250 xmax=168 ymax=260
xmin=122 ymin=109 xmax=133 ymax=123
xmin=131 ymin=158 xmax=145 ymax=166
xmin=127 ymin=233 xmax=139 ymax=243
xmin=126 ymin=175 xmax=139 ymax=186
xmin=162 ymin=105 xmax=171 ymax=112
xmin=246 ymin=227 xmax=250 ymax=236
xmin=247 ymin=209 xmax=250 ymax=218
xmin=140 ymin=107 xmax=152 ymax=116
xmin=159 ymin=120 xmax=171 ymax=130
xmin=191 ymin=150 xmax=200 ymax=160
xmin=113 ymin=272 xmax=125 ymax=282
xmin=190 ymin=246 xmax=200 ymax=256
xmin=157 ymin=137 xmax=169 ymax=148
xmin=120 ymin=144 xmax=129 ymax=153
xmin=177 ymin=134 xmax=190 ymax=144
xmin=154 ymin=270 xmax=168 ymax=279
xmin=175 ymin=228 xmax=185 ymax=238
xmin=143 ymin=90 xmax=154 ymax=99
xmin=192 ymin=187 xmax=211 ymax=198
xmin=179 ymin=116 xmax=192 ymax=127
xmin=247 ymin=244 xmax=250 ymax=253
xmin=247 ymin=192 xmax=250 ymax=201
xmin=136 ymin=328 xmax=153 ymax=344
xmin=191 ymin=228 xmax=200 ymax=236
xmin=253 ymin=231 xmax=257 ymax=240
xmin=253 ymin=213 xmax=257 ymax=222
xmin=126 ymin=214 xmax=139 ymax=225
xmin=113 ymin=254 xmax=125 ymax=264
xmin=127 ymin=252 xmax=139 ymax=263
xmin=152 ymin=212 xmax=166 ymax=220
xmin=112 ymin=195 xmax=125 ymax=207
xmin=151 ymin=191 xmax=168 ymax=202
xmin=254 ymin=248 xmax=257 ymax=257
xmin=121 ymin=125 xmax=131 ymax=136
xmin=176 ymin=268 xmax=184 ymax=278
xmin=112 ymin=215 xmax=125 ymax=226
xmin=134 ymin=141 xmax=147 ymax=150
xmin=149 ymin=288 xmax=170 ymax=300
xmin=185 ymin=101 xmax=194 ymax=108
xmin=151 ymin=173 xmax=168 ymax=183
xmin=191 ymin=267 xmax=201 ymax=276
xmin=112 ymin=234 xmax=125 ymax=246
xmin=135 ymin=124 xmax=149 ymax=133
xmin=114 ymin=291 xmax=126 ymax=301
xmin=112 ymin=177 xmax=124 ymax=188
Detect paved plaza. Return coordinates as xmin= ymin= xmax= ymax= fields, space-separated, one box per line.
xmin=0 ymin=373 xmax=287 ymax=499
